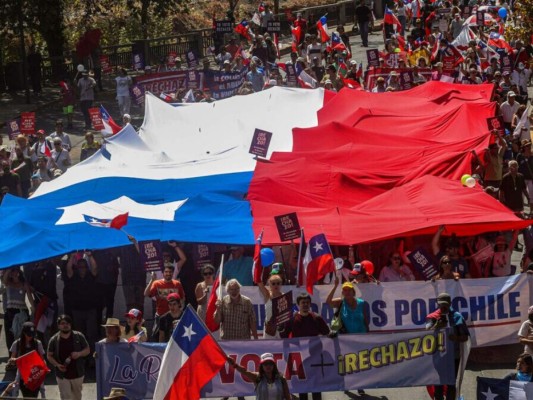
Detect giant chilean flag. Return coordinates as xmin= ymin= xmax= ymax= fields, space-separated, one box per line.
xmin=153 ymin=305 xmax=227 ymax=400
xmin=303 ymin=233 xmax=334 ymax=294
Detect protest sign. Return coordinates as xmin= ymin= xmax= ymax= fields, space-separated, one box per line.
xmin=249 ymin=128 xmax=272 ymax=158
xmin=267 ymin=21 xmax=281 ymax=33
xmin=442 ymin=56 xmax=455 ymax=70
xmin=271 ymin=291 xmax=293 ymax=325
xmin=130 ymin=84 xmax=145 ymax=106
xmin=366 ymin=49 xmax=380 ymax=67
xmin=203 ymin=67 xmax=247 ymax=99
xmin=215 ymin=20 xmax=234 ymax=33
xmin=133 ymin=70 xmax=187 ymax=96
xmin=384 ymin=53 xmax=399 ymax=68
xmin=476 ymin=11 xmax=485 ymax=26
xmin=186 ymin=70 xmax=200 ymax=89
xmin=100 ymin=55 xmax=112 ymax=74
xmin=167 ymin=51 xmax=177 ymax=67
xmin=186 ymin=50 xmax=198 ymax=69
xmin=365 ymin=67 xmax=432 ymax=90
xmin=285 ymin=63 xmax=297 ymax=86
xmin=274 ymin=212 xmax=301 ymax=241
xmin=132 ymin=53 xmax=144 ymax=70
xmin=20 ymin=112 xmax=35 ymax=135
xmin=7 ymin=119 xmax=21 ymax=140
xmin=486 ymin=116 xmax=505 ymax=135
xmin=399 ymin=70 xmax=414 ymax=90
xmin=500 ymin=54 xmax=512 ymax=73
xmin=88 ymin=108 xmax=104 ymax=130
xmin=407 ymin=247 xmax=438 ymax=280
xmin=139 ymin=240 xmax=164 ymax=272
xmin=97 ymin=329 xmax=454 ymax=399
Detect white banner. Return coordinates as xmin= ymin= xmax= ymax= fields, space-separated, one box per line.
xmin=239 ymin=275 xmax=531 ymax=347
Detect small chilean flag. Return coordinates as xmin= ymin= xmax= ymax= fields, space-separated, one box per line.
xmin=99 ymin=105 xmax=122 ymax=135
xmin=317 ymin=15 xmax=330 ymax=43
xmin=303 ymin=233 xmax=335 ymax=294
xmin=83 ymin=213 xmax=128 ymax=230
xmin=153 ymin=306 xmax=227 ymax=400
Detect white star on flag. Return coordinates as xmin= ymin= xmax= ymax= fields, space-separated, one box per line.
xmin=313 ymin=241 xmax=323 ymax=252
xmin=182 ymin=324 xmax=196 ymax=341
xmin=482 ymin=387 xmax=499 ymax=400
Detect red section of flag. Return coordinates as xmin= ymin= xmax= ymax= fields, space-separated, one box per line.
xmin=234 ymin=21 xmax=251 ymax=40
xmin=252 ymin=231 xmax=264 ymax=284
xmin=110 ymin=212 xmax=128 ymax=230
xmin=16 ymin=350 xmax=50 ymax=391
xmin=205 ymin=276 xmax=221 ymax=331
xmin=33 ymin=295 xmax=49 ymax=333
xmin=42 ymin=142 xmax=52 ymax=158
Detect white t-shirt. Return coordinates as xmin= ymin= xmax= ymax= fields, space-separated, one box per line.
xmin=491 ymin=250 xmax=512 ymax=277
xmin=519 ymin=319 xmax=533 ymax=355
xmin=115 ymin=76 xmax=132 ymax=97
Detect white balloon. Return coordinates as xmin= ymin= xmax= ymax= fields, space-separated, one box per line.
xmin=334 ymin=257 xmax=344 ymax=270
xmin=77 ymin=64 xmax=85 ymax=72
xmin=465 ymin=177 xmax=476 ymax=188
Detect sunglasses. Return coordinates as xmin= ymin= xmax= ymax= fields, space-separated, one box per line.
xmin=442 ymin=260 xmax=452 ymax=265
xmin=203 ymin=272 xmax=214 ymax=276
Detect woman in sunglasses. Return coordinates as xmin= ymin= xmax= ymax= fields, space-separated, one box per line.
xmin=434 ymin=256 xmax=460 ymax=281
xmin=258 ymin=274 xmax=285 ymax=339
xmin=378 ymin=252 xmax=415 ymax=282
xmin=195 ymin=264 xmax=216 ymax=321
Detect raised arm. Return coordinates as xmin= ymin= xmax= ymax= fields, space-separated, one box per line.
xmin=85 ymin=251 xmax=98 ymax=276
xmin=66 ymin=253 xmax=76 ymax=279
xmin=326 ymin=275 xmax=342 ymax=308
xmin=432 ymin=225 xmax=445 ymax=255
xmin=226 ymin=356 xmax=259 ymax=382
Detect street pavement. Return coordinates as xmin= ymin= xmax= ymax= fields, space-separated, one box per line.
xmin=0 ymin=27 xmax=531 ymax=400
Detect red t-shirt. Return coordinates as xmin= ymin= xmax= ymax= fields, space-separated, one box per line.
xmin=149 ymin=280 xmax=185 ymax=315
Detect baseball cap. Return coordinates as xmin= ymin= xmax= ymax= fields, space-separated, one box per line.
xmin=21 ymin=321 xmax=36 ymax=337
xmin=125 ymin=308 xmax=143 ymax=321
xmin=437 ymin=293 xmax=451 ymax=306
xmin=223 ymin=59 xmax=231 ymax=65
xmin=508 ymin=91 xmax=516 ymax=97
xmin=167 ymin=292 xmax=181 ymax=302
xmin=349 ymin=59 xmax=357 ymax=65
xmin=342 ymin=282 xmax=355 ymax=291
xmin=260 ymin=353 xmax=276 ymax=364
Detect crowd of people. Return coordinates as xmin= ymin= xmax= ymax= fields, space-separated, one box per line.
xmin=0 ymin=0 xmax=531 ymax=398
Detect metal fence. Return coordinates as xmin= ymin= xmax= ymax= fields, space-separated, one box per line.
xmin=3 ymin=0 xmax=358 ymax=88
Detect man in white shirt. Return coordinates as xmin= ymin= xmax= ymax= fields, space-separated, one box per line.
xmin=48 ymin=138 xmax=71 ymax=173
xmin=511 ymin=62 xmax=531 ymax=99
xmin=500 ymin=91 xmax=520 ymax=131
xmin=49 ymin=120 xmax=72 ymax=152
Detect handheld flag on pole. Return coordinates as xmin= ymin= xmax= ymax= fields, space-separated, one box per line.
xmin=99 ymin=105 xmax=122 ymax=135
xmin=153 ymin=305 xmax=228 ymax=400
xmin=317 ymin=15 xmax=330 ymax=43
xmin=296 ymin=228 xmax=305 ymax=287
xmin=303 ymin=233 xmax=335 ymax=294
xmin=252 ymin=229 xmax=264 ymax=284
xmin=83 ymin=213 xmax=129 ymax=230
xmin=16 ymin=350 xmax=50 ymax=391
xmin=205 ymin=254 xmax=224 ymax=332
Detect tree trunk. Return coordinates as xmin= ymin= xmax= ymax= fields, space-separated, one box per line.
xmin=141 ymin=0 xmax=149 ymax=39
xmin=37 ymin=0 xmax=66 ymax=79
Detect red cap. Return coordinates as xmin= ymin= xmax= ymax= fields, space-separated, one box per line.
xmin=167 ymin=292 xmax=181 ymax=302
xmin=125 ymin=308 xmax=143 ymax=321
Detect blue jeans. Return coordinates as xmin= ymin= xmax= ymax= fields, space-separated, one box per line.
xmin=398 ymin=15 xmax=407 ymax=35
xmin=359 ymin=21 xmax=369 ymax=46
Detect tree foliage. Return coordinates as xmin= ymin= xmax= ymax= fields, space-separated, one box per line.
xmin=505 ymin=0 xmax=533 ymax=43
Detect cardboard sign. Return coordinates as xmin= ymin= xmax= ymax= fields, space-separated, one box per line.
xmin=442 ymin=56 xmax=455 ymax=70
xmin=130 ymin=84 xmax=145 ymax=106
xmin=267 ymin=21 xmax=281 ymax=33
xmin=192 ymin=243 xmax=212 ymax=270
xmin=7 ymin=119 xmax=21 ymax=140
xmin=249 ymin=128 xmax=272 ymax=158
xmin=500 ymin=54 xmax=512 ymax=73
xmin=271 ymin=291 xmax=293 ymax=325
xmin=215 ymin=20 xmax=234 ymax=33
xmin=274 ymin=212 xmax=301 ymax=241
xmin=132 ymin=53 xmax=144 ymax=70
xmin=399 ymin=70 xmax=414 ymax=90
xmin=285 ymin=63 xmax=297 ymax=86
xmin=384 ymin=53 xmax=399 ymax=68
xmin=139 ymin=240 xmax=164 ymax=272
xmin=407 ymin=247 xmax=438 ymax=280
xmin=89 ymin=108 xmax=104 ymax=130
xmin=486 ymin=116 xmax=504 ymax=135
xmin=437 ymin=8 xmax=451 ymax=15
xmin=20 ymin=112 xmax=35 ymax=135
xmin=476 ymin=11 xmax=485 ymax=26
xmin=100 ymin=55 xmax=112 ymax=74
xmin=186 ymin=50 xmax=198 ymax=69
xmin=366 ymin=49 xmax=380 ymax=67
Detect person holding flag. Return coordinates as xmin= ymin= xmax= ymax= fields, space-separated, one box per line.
xmin=8 ymin=322 xmax=47 ymax=398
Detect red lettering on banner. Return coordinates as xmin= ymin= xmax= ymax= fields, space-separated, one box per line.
xmin=284 ymin=352 xmax=306 ymax=379
xmin=220 ymin=355 xmax=237 ymax=383
xmin=240 ymin=354 xmax=261 ymax=383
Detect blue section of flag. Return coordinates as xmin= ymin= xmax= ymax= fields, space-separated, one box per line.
xmin=99 ymin=105 xmax=112 ymax=122
xmin=308 ymin=233 xmax=332 ymax=258
xmin=476 ymin=377 xmax=510 ymax=399
xmin=319 ymin=15 xmax=327 ymax=25
xmin=172 ymin=307 xmax=209 ymax=357
xmin=331 ymin=32 xmax=341 ymax=45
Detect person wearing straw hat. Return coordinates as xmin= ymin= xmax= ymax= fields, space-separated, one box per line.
xmin=103 ymin=387 xmax=129 ymax=400
xmin=98 ymin=318 xmax=127 ymax=344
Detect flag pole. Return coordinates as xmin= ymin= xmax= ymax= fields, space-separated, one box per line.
xmin=296 ymin=228 xmax=304 ymax=287
xmin=184 ymin=304 xmax=229 ymax=356
xmin=217 ymin=254 xmax=225 ymax=299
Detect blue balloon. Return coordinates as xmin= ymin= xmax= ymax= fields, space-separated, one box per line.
xmin=498 ymin=7 xmax=507 ymax=19
xmin=260 ymin=248 xmax=275 ymax=266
